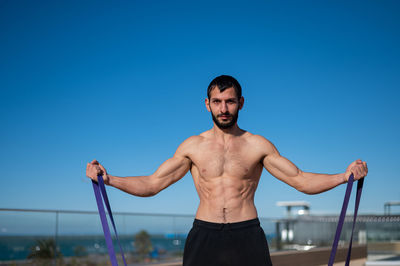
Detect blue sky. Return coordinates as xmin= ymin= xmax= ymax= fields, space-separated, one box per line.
xmin=1 ymin=0 xmax=399 ymax=218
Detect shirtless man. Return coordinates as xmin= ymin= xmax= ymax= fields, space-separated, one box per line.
xmin=86 ymin=75 xmax=368 ymax=266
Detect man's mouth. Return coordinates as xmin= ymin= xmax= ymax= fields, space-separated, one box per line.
xmin=218 ymin=115 xmax=231 ymax=119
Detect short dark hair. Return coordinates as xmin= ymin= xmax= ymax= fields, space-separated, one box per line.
xmin=207 ymin=75 xmax=242 ymax=100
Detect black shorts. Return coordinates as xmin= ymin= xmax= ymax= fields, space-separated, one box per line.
xmin=183 ymin=218 xmax=273 ymax=266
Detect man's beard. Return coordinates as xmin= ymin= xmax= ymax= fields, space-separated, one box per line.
xmin=211 ymin=109 xmax=239 ymax=130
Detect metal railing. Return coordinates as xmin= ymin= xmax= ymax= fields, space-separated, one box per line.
xmin=0 ymin=208 xmax=277 ymax=264
xmin=1 ymin=208 xmax=399 ymax=264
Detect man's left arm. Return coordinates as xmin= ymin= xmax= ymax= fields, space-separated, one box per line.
xmin=260 ymin=138 xmax=368 ymax=194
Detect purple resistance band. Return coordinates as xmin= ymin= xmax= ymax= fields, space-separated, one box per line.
xmin=93 ymin=173 xmax=363 ymax=266
xmin=328 ymin=173 xmax=364 ymax=266
xmin=92 ymin=175 xmax=127 ymax=266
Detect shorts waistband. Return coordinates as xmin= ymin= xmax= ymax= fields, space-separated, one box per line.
xmin=193 ymin=218 xmax=260 ymax=231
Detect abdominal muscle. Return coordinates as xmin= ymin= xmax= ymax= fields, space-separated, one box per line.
xmin=193 ymin=174 xmax=260 ymax=223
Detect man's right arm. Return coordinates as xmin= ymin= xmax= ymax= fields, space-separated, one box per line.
xmin=108 ymin=155 xmax=191 ymax=197
xmin=86 ymin=138 xmax=195 ymax=197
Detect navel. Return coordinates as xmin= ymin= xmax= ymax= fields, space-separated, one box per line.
xmin=222 ymin=208 xmax=227 ymax=223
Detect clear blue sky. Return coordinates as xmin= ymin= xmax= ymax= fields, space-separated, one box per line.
xmin=1 ymin=0 xmax=399 ymax=218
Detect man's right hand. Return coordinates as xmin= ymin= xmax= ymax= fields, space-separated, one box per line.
xmin=86 ymin=159 xmax=110 ymax=185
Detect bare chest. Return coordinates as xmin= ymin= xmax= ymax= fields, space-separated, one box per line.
xmin=190 ymin=141 xmax=262 ymax=179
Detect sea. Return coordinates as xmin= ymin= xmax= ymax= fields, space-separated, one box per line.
xmin=0 ymin=234 xmax=187 ymax=261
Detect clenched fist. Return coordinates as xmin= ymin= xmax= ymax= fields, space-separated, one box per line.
xmin=345 ymin=159 xmax=368 ymax=182
xmin=86 ymin=159 xmax=110 ymax=185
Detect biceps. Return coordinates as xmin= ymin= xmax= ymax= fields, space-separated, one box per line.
xmin=152 ymin=156 xmax=191 ymax=188
xmin=263 ymin=154 xmax=300 ymax=183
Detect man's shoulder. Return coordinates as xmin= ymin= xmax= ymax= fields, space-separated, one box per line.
xmin=176 ymin=134 xmax=206 ymax=151
xmin=244 ymin=132 xmax=272 ymax=144
xmin=243 ymin=132 xmax=276 ymax=154
xmin=182 ymin=134 xmax=206 ymax=145
xmin=174 ymin=134 xmax=207 ymax=158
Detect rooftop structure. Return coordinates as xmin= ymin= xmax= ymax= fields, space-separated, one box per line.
xmin=384 ymin=201 xmax=400 ymax=215
xmin=276 ymin=201 xmax=310 ymax=217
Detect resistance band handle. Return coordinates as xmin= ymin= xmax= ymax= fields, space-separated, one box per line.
xmin=328 ymin=173 xmax=364 ymax=266
xmin=93 ymin=175 xmax=127 ymax=266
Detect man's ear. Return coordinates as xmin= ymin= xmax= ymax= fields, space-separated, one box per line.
xmin=239 ymin=97 xmax=244 ymax=110
xmin=205 ymin=98 xmax=211 ymax=112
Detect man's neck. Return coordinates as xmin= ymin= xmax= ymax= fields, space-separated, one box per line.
xmin=211 ymin=124 xmax=244 ymax=142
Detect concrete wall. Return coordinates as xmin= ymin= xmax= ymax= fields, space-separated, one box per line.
xmin=368 ymin=242 xmax=400 ymax=255
xmin=271 ymin=244 xmax=367 ymax=266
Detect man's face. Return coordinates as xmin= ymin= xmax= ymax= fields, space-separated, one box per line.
xmin=205 ymin=87 xmax=244 ymax=130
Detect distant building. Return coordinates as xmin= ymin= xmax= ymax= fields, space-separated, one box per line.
xmin=275 ymin=202 xmax=400 ymax=249
xmin=276 ymin=201 xmax=310 ymax=217
xmin=384 ymin=201 xmax=400 ymax=215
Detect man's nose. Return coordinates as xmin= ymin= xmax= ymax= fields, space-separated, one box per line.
xmin=221 ymin=102 xmax=228 ymax=113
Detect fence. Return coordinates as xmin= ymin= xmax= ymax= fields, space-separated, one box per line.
xmin=0 ymin=208 xmax=276 ymax=265
xmin=1 ymin=208 xmax=399 ymax=265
